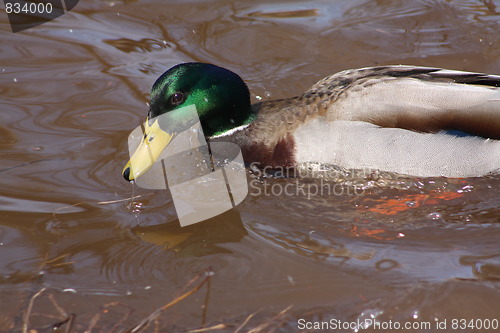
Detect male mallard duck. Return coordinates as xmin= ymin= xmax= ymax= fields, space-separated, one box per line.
xmin=123 ymin=63 xmax=500 ymax=180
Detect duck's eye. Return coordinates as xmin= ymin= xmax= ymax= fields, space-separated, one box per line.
xmin=170 ymin=92 xmax=185 ymax=106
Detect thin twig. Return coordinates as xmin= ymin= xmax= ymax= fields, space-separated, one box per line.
xmin=201 ymin=270 xmax=212 ymax=327
xmin=186 ymin=323 xmax=230 ymax=332
xmin=234 ymin=309 xmax=260 ymax=333
xmin=22 ymin=287 xmax=46 ymax=333
xmin=52 ymin=195 xmax=143 ymax=219
xmin=108 ymin=303 xmax=135 ymax=333
xmin=39 ymin=253 xmax=74 ymax=271
xmin=49 ymin=314 xmax=76 ymax=333
xmin=126 ymin=269 xmax=213 ymax=333
xmin=64 ymin=314 xmax=76 ymax=333
xmin=247 ymin=305 xmax=292 ymax=333
xmin=52 ymin=202 xmax=86 ymax=219
xmin=86 ymin=312 xmax=100 ymax=333
xmin=0 ymin=158 xmax=65 ymax=173
xmin=85 ymin=302 xmax=134 ymax=333
xmin=48 ymin=292 xmax=68 ymax=317
xmin=159 ymin=276 xmax=208 ymax=312
xmin=98 ymin=196 xmax=142 ymax=205
xmin=154 ymin=317 xmax=161 ymax=333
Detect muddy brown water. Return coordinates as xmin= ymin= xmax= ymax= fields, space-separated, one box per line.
xmin=1 ymin=1 xmax=500 ymax=332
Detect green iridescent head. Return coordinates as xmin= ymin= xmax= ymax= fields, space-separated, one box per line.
xmin=148 ymin=62 xmax=253 ymax=136
xmin=123 ymin=62 xmax=253 ymax=181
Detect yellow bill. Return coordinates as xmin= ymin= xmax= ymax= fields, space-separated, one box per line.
xmin=123 ymin=118 xmax=175 ymax=181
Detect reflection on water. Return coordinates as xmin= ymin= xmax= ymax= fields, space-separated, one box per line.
xmin=1 ymin=0 xmax=500 ymax=331
xmin=132 ymin=209 xmax=247 ymax=257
